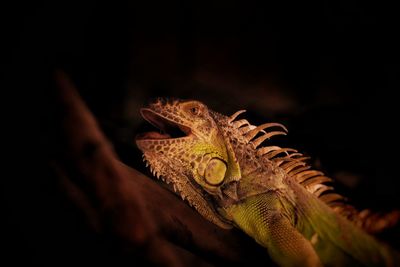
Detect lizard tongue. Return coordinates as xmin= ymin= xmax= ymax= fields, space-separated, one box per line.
xmin=136 ymin=131 xmax=171 ymax=140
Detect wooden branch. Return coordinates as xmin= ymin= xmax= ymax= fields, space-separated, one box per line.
xmin=51 ymin=71 xmax=271 ymax=266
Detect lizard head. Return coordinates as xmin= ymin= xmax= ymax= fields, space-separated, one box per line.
xmin=136 ymin=98 xmax=238 ymax=228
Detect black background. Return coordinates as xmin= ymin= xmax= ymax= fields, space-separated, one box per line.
xmin=4 ymin=1 xmax=400 ymax=266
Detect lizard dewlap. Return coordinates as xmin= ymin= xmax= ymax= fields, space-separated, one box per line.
xmin=136 ymin=98 xmax=400 ymax=267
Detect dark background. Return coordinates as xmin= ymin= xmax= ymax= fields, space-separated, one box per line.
xmin=4 ymin=1 xmax=400 ymax=266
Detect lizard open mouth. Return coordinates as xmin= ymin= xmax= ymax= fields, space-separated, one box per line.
xmin=136 ymin=108 xmax=191 ymax=141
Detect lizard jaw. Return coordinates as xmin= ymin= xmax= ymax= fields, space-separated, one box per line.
xmin=136 ymin=108 xmax=192 ymax=141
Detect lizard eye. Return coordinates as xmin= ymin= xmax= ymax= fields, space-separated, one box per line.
xmin=189 ymin=106 xmax=200 ymax=115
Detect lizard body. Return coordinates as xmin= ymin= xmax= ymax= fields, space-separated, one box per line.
xmin=136 ymin=98 xmax=400 ymax=266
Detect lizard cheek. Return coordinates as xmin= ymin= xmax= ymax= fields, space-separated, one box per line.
xmin=205 ymin=158 xmax=227 ymax=186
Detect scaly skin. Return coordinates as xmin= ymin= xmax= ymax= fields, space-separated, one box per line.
xmin=136 ymin=98 xmax=400 ymax=267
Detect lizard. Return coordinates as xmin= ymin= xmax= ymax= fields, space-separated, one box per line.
xmin=135 ymin=98 xmax=400 ymax=267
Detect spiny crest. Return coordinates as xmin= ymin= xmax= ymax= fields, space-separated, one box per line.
xmin=227 ymin=110 xmax=353 ymax=219
xmin=227 ymin=109 xmax=400 ymax=233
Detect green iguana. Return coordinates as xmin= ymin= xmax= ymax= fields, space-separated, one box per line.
xmin=135 ymin=98 xmax=400 ymax=267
